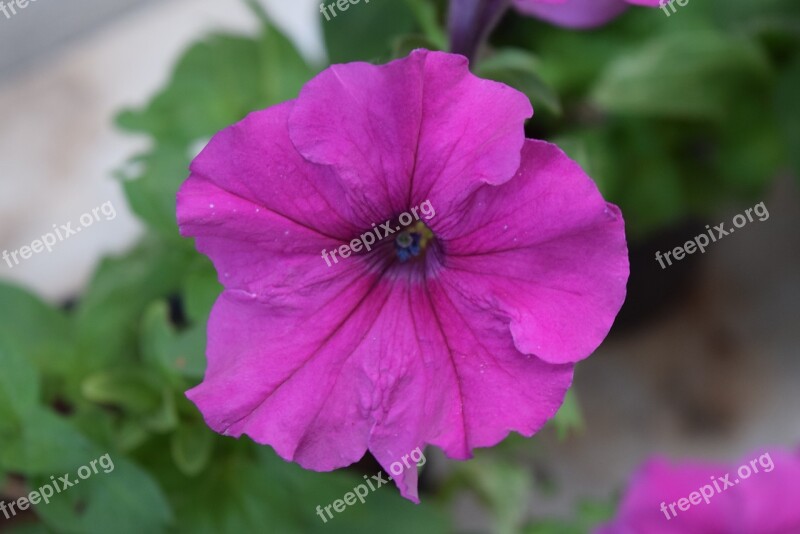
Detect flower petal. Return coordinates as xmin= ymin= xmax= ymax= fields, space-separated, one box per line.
xmin=597 ymin=449 xmax=800 ymax=533
xmin=186 ymin=276 xmax=384 ymax=474
xmin=288 ymin=49 xmax=532 ymax=221
xmin=177 ymin=101 xmax=381 ymax=298
xmin=188 ymin=265 xmax=574 ymax=502
xmin=436 ymin=139 xmax=629 ymax=364
xmin=513 ymin=0 xmax=630 ymax=29
xmin=596 ymin=457 xmax=735 ymax=534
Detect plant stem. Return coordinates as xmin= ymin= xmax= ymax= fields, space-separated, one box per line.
xmin=447 ymin=0 xmax=512 ymax=64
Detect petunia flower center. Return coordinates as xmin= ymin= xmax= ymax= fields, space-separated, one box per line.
xmin=395 ymin=221 xmax=434 ymax=262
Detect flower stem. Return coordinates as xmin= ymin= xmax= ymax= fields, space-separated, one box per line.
xmin=447 ymin=0 xmax=512 ymax=64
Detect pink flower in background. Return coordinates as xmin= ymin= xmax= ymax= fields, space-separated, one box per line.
xmin=176 ymin=49 xmax=628 ymax=502
xmin=596 ymin=448 xmax=800 ymax=533
xmin=513 ymin=0 xmax=662 ymax=29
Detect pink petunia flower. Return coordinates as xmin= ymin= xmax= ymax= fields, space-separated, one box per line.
xmin=176 ymin=49 xmax=628 ymax=502
xmin=513 ymin=0 xmax=663 ymax=29
xmin=596 ymin=448 xmax=800 ymax=533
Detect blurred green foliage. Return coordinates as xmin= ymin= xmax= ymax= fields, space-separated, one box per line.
xmin=493 ymin=0 xmax=800 ymax=237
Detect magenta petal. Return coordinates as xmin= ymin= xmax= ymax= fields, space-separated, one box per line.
xmin=189 ymin=256 xmax=578 ymax=501
xmin=736 ymin=449 xmax=800 ymax=532
xmin=438 ymin=140 xmax=628 ymax=364
xmin=178 ymin=50 xmax=629 ymax=503
xmin=596 ymin=457 xmax=735 ymax=534
xmin=513 ymin=0 xmax=629 ymax=28
xmin=513 ymin=0 xmax=664 ymax=28
xmin=597 ymin=449 xmax=800 ymax=533
xmin=422 ymin=279 xmax=576 ymax=454
xmin=186 ymin=278 xmax=383 ymax=473
xmin=288 ymin=49 xmax=533 ymax=220
xmin=177 ymin=102 xmax=374 ymax=298
xmin=188 ymin=272 xmax=574 ymax=501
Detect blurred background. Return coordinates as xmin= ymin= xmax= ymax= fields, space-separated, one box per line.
xmin=0 ymin=0 xmax=323 ymax=300
xmin=1 ymin=0 xmax=798 ymax=532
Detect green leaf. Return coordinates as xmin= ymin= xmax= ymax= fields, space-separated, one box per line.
xmin=138 ymin=440 xmax=449 ymax=534
xmin=392 ymin=34 xmax=443 ymax=58
xmin=457 ymin=456 xmax=533 ymax=534
xmin=553 ymin=120 xmax=698 ymax=238
xmin=404 ymin=0 xmax=448 ymax=50
xmin=478 ymin=47 xmax=541 ymax=73
xmin=0 ymin=283 xmax=74 ymax=376
xmin=181 ymin=258 xmax=222 ymax=324
xmin=0 ymin=338 xmax=39 ymax=429
xmin=592 ymin=31 xmax=772 ymax=120
xmin=117 ymin=144 xmax=190 ymax=240
xmin=114 ymin=419 xmax=151 ymax=453
xmin=142 ymin=303 xmax=207 ymax=382
xmin=709 ymin=0 xmax=800 ymax=37
xmin=776 ymin=54 xmax=800 ymax=180
xmin=82 ymin=369 xmax=163 ymax=415
xmin=477 ymin=48 xmax=562 ymax=115
xmin=525 ymin=499 xmax=617 ymax=533
xmin=525 ymin=522 xmax=584 ymax=534
xmin=1 ymin=409 xmax=100 ymax=475
xmin=1 ymin=406 xmax=172 ymax=532
xmin=116 ymin=27 xmax=313 ymax=144
xmin=549 ymin=389 xmax=584 ymax=440
xmin=33 ymin=457 xmax=173 ymax=534
xmin=74 ymin=239 xmax=191 ymax=375
xmin=322 ymin=0 xmax=418 ymax=63
xmin=575 ymin=499 xmax=617 ymax=528
xmin=716 ymin=93 xmax=784 ymax=195
xmin=498 ymin=13 xmax=646 ymax=96
xmin=170 ymin=423 xmax=214 ymax=476
xmin=116 ymin=18 xmax=315 ymax=236
xmin=141 ymin=388 xmax=179 ymax=434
